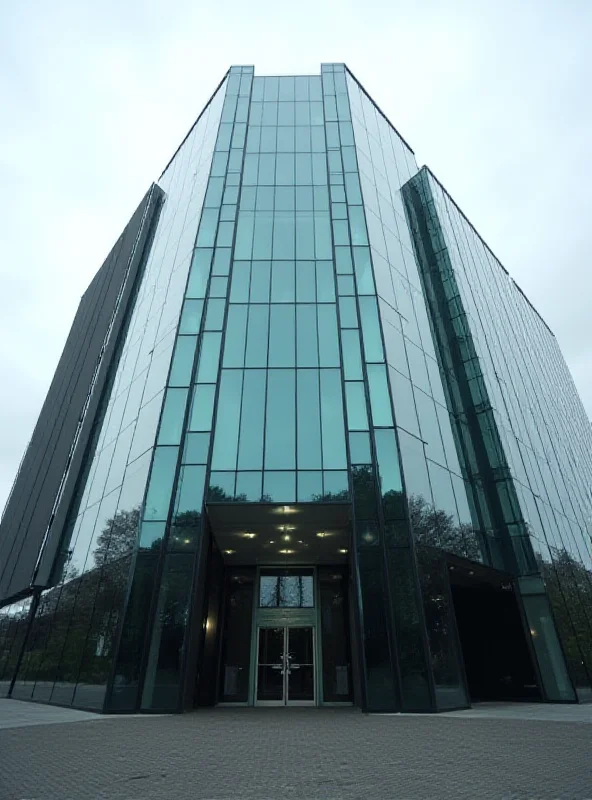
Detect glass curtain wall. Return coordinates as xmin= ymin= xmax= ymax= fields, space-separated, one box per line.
xmin=9 ymin=75 xmax=227 ymax=711
xmin=207 ymin=69 xmax=348 ymax=505
xmin=346 ymin=69 xmax=468 ymax=709
xmin=108 ymin=68 xmax=252 ymax=712
xmin=404 ymin=167 xmax=591 ymax=701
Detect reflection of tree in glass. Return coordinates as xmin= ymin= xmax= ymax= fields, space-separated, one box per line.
xmin=93 ymin=507 xmax=141 ymax=566
xmin=408 ymin=495 xmax=483 ymax=562
xmin=207 ymin=485 xmax=247 ymax=503
xmin=259 ymin=575 xmax=313 ymax=607
xmin=207 ymin=484 xmax=273 ymax=503
xmin=311 ymin=489 xmax=350 ymax=502
xmin=537 ymin=548 xmax=592 ymax=682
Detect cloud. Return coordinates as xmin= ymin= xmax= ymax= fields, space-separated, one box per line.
xmin=1 ymin=0 xmax=591 ymax=509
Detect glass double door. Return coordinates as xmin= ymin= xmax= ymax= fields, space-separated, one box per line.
xmin=256 ymin=626 xmax=315 ymax=705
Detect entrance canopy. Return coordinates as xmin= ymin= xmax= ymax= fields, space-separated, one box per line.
xmin=206 ymin=502 xmax=351 ymax=565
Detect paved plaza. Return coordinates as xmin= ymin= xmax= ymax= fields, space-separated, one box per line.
xmin=0 ymin=699 xmax=591 ymax=799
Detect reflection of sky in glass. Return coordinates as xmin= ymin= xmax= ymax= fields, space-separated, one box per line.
xmin=259 ymin=575 xmax=314 ymax=607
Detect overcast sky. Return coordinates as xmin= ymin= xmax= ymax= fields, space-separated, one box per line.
xmin=1 ymin=0 xmax=590 ymax=511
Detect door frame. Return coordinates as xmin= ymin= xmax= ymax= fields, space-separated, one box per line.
xmin=254 ymin=624 xmax=317 ymax=706
xmin=249 ymin=566 xmax=319 ymax=706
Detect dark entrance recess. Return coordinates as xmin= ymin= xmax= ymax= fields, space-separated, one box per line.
xmin=447 ymin=557 xmax=542 ymax=702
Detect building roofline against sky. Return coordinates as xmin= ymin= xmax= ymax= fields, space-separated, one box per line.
xmin=343 ymin=64 xmax=415 ymax=155
xmin=154 ymin=64 xmax=551 ymax=339
xmin=157 ymin=68 xmax=231 ymax=181
xmin=421 ymin=165 xmax=555 ymax=338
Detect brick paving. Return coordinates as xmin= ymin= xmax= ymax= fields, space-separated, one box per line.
xmin=0 ymin=706 xmax=591 ymax=799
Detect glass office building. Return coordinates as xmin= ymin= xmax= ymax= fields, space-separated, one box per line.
xmin=1 ymin=65 xmax=591 ymax=713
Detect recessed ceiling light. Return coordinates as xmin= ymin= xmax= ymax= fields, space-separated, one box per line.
xmin=282 ymin=534 xmax=291 ymax=541
xmin=242 ymin=532 xmax=256 ymax=539
xmin=316 ymin=532 xmax=330 ymax=538
xmin=279 ymin=525 xmax=295 ymax=532
xmin=298 ymin=540 xmax=303 ymax=544
xmin=278 ymin=549 xmax=295 ymax=554
xmin=282 ymin=506 xmax=296 ymax=514
xmin=184 ymin=538 xmax=191 ymax=544
xmin=224 ymin=549 xmax=235 ymax=555
xmin=269 ymin=540 xmax=275 ymax=544
xmin=338 ymin=548 xmax=348 ymax=554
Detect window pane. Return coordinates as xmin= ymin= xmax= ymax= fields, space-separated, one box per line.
xmin=320 ymin=369 xmax=347 ymax=468
xmin=349 ymin=431 xmax=372 ymax=463
xmin=353 ymin=247 xmax=376 ymax=294
xmin=271 ymin=260 xmax=295 ymax=302
xmin=298 ymin=471 xmax=323 ymax=501
xmin=174 ymin=464 xmax=206 ymax=517
xmin=188 ymin=385 xmax=216 ymax=431
xmin=367 ymin=364 xmax=393 ymax=426
xmin=235 ymin=472 xmax=263 ymax=502
xmin=316 ymin=261 xmax=335 ymax=301
xmin=374 ymin=428 xmax=403 ymax=503
xmin=265 ymin=369 xmax=296 ymax=469
xmin=223 ymin=306 xmax=248 ymax=368
xmin=259 ymin=572 xmax=313 ymax=607
xmin=209 ymin=472 xmax=236 ymax=501
xmin=335 ymin=247 xmax=353 ymax=274
xmin=230 ymin=261 xmax=250 ymax=302
xmin=296 ymin=185 xmax=313 ymax=211
xmin=144 ymin=447 xmax=179 ymax=521
xmin=297 ymin=369 xmax=322 ymax=470
xmin=157 ymin=388 xmax=188 ymax=445
xmin=339 ymin=296 xmax=358 ymax=328
xmin=196 ymin=331 xmax=222 ymax=383
xmin=296 ymin=213 xmax=315 ymax=259
xmin=204 ymin=299 xmax=225 ymax=330
xmin=179 ymin=299 xmax=204 ymax=335
xmin=296 ymin=305 xmax=319 ymax=367
xmin=263 ymin=471 xmax=296 ymax=502
xmin=186 ymin=249 xmax=212 ymax=298
xmin=296 ymin=260 xmax=316 ymax=302
xmin=212 ymin=249 xmax=231 ymax=276
xmin=238 ymin=370 xmax=267 ymax=470
xmin=341 ymin=329 xmax=363 ymax=379
xmin=211 ymin=370 xmax=244 ymax=470
xmin=359 ymin=296 xmax=384 ymax=362
xmin=250 ymin=260 xmax=271 ymax=302
xmin=317 ymin=305 xmax=340 ymax=367
xmin=245 ymin=305 xmax=270 ymax=367
xmin=273 ymin=213 xmax=296 ymax=259
xmin=323 ymin=471 xmax=349 ymax=498
xmin=253 ymin=212 xmax=273 ymax=258
xmin=268 ymin=304 xmax=295 ymax=367
xmin=345 ymin=381 xmax=369 ymax=431
xmin=168 ymin=336 xmax=197 ymax=387
xmin=349 ymin=206 xmax=368 ymax=245
xmin=314 ymin=212 xmax=332 ymax=258
xmin=183 ymin=432 xmax=210 ymax=464
xmin=235 ymin=212 xmax=254 ymax=258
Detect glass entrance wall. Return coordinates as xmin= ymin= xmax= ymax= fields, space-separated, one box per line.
xmin=217 ymin=565 xmax=352 ymax=706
